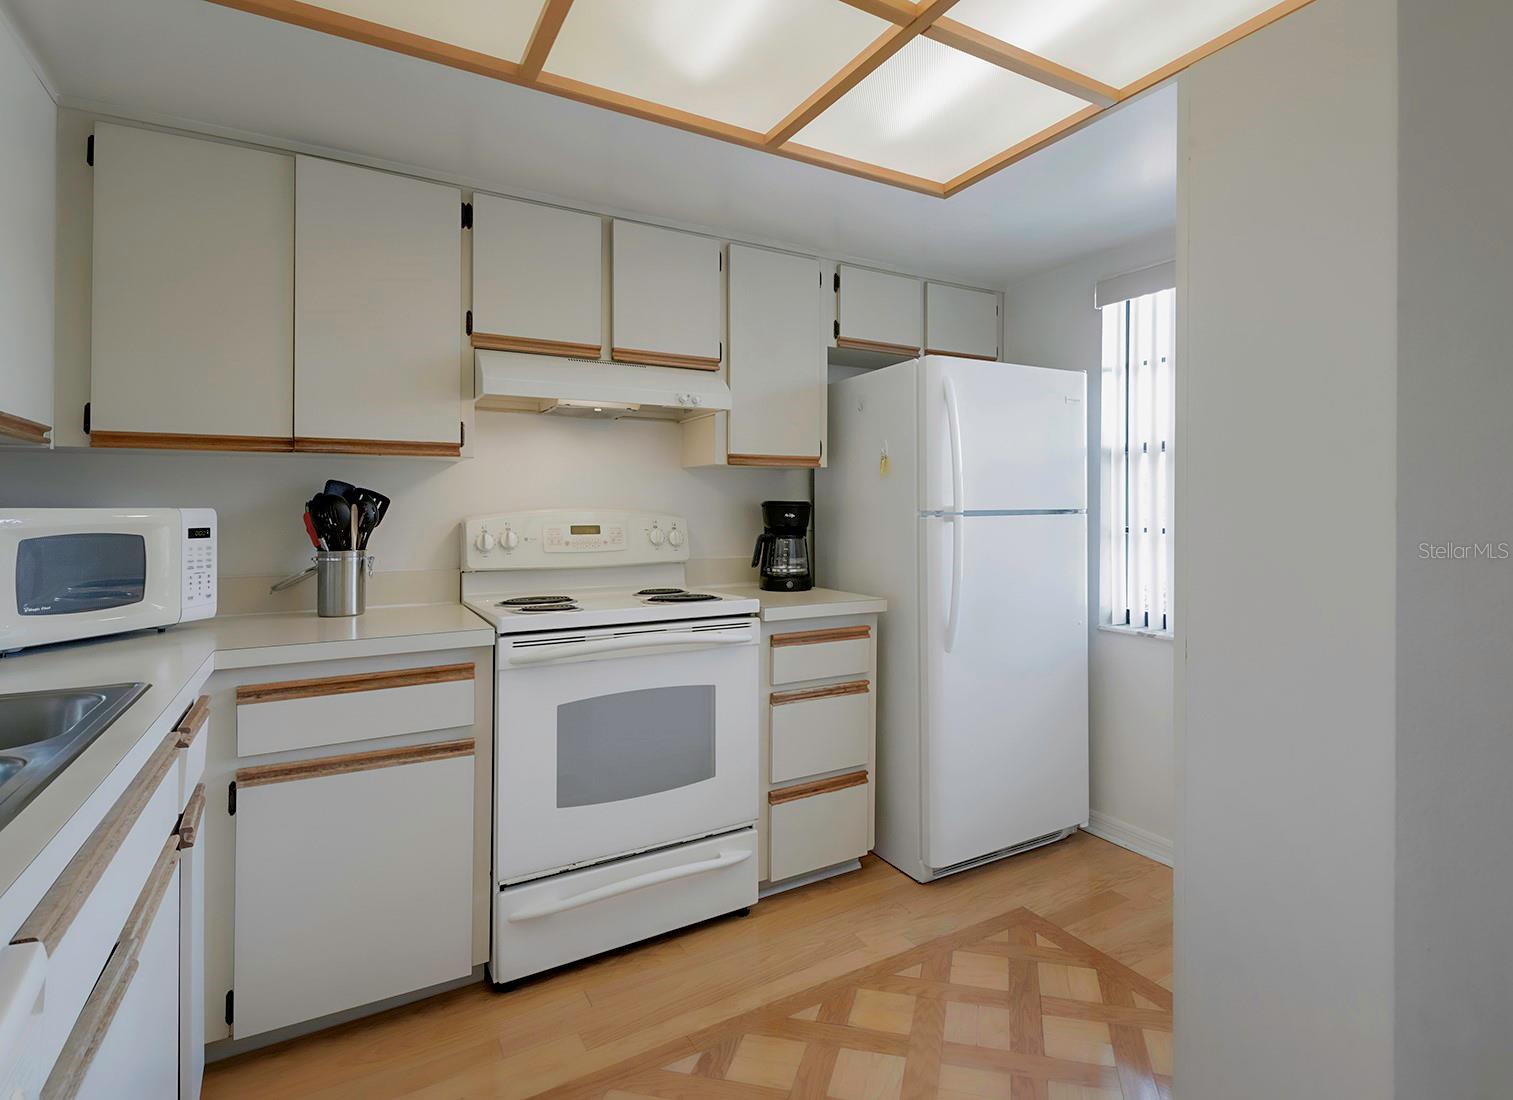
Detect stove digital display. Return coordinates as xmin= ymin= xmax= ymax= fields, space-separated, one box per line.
xmin=569 ymin=525 xmax=601 ymax=535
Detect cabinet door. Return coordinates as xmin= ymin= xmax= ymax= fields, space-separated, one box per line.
xmin=472 ymin=194 xmax=602 ymax=358
xmin=91 ymin=124 xmax=294 ymax=450
xmin=836 ymin=265 xmax=921 ymax=357
xmin=611 ymin=221 xmax=722 ymax=369
xmin=0 ymin=22 xmax=54 ymax=446
xmin=295 ymin=156 xmax=462 ymax=455
xmin=726 ymin=245 xmax=824 ymax=466
xmin=926 ymin=283 xmax=999 ymax=360
xmin=232 ymin=741 xmax=474 ymax=1038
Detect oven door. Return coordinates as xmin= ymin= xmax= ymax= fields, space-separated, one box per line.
xmin=495 ymin=617 xmax=759 ymax=883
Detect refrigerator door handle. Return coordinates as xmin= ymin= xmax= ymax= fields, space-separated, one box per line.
xmin=945 ymin=514 xmax=964 ymax=653
xmin=943 ymin=376 xmax=965 ymax=513
xmin=942 ymin=376 xmax=966 ymax=653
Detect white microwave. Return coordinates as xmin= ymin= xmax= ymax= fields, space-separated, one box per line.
xmin=0 ymin=508 xmax=217 ymax=653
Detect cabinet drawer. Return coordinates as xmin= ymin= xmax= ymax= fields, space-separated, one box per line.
xmin=236 ymin=662 xmax=475 ymax=756
xmin=770 ymin=681 xmax=870 ymax=783
xmin=769 ymin=626 xmax=870 ymax=686
xmin=767 ymin=772 xmax=869 ymax=882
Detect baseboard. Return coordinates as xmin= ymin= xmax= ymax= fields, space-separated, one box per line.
xmin=759 ymin=858 xmax=862 ymax=898
xmin=1084 ymin=811 xmax=1173 ymax=867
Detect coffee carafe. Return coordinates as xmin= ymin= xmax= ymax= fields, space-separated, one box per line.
xmin=752 ymin=500 xmax=813 ymax=592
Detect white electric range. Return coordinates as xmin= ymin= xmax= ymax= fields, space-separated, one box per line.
xmin=461 ymin=510 xmax=760 ymax=984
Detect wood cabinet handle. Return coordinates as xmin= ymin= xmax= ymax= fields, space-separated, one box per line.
xmin=770 ymin=626 xmax=870 ymax=648
xmin=178 ymin=783 xmax=207 ymax=849
xmin=770 ymin=680 xmax=870 ymax=706
xmin=11 ymin=731 xmax=180 ymax=953
xmin=768 ymin=769 xmax=868 ymax=805
xmin=236 ymin=662 xmax=474 ymax=705
xmin=235 ymin=738 xmax=475 ymax=788
xmin=175 ymin=694 xmax=211 ymax=748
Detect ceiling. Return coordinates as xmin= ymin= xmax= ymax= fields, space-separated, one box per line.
xmin=3 ymin=0 xmax=1182 ymax=287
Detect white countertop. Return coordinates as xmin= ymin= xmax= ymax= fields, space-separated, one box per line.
xmin=717 ymin=584 xmax=887 ymax=622
xmin=0 ymin=603 xmax=494 ymax=899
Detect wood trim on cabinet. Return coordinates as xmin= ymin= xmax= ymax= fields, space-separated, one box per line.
xmin=610 ymin=347 xmax=723 ymax=371
xmin=0 ymin=409 xmax=51 ymax=445
xmin=174 ymin=695 xmax=211 ymax=749
xmin=770 ymin=680 xmax=871 ymax=707
xmin=770 ymin=625 xmax=871 ymax=648
xmin=471 ymin=332 xmax=602 ymax=359
xmin=292 ymin=436 xmax=462 ymax=458
xmin=234 ymin=738 xmax=475 ymax=788
xmin=922 ymin=20 xmax=1119 ymax=106
xmin=835 ymin=336 xmax=920 ymax=357
xmin=727 ymin=453 xmax=822 ymax=469
xmin=923 ymin=348 xmax=998 ymax=361
xmin=11 ymin=732 xmax=181 ymax=953
xmin=177 ymin=784 xmax=207 ymax=850
xmin=42 ymin=836 xmax=179 ymax=1100
xmin=236 ymin=662 xmax=475 ymax=705
xmin=768 ymin=769 xmax=869 ymax=806
xmin=518 ymin=0 xmax=573 ymax=81
xmin=89 ymin=430 xmax=294 ymax=452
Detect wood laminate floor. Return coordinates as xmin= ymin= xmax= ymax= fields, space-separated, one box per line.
xmin=204 ymin=832 xmax=1172 ymax=1099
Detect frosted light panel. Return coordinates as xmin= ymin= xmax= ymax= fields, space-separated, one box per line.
xmin=307 ymin=0 xmax=546 ymax=63
xmin=794 ymin=36 xmax=1086 ymax=182
xmin=547 ymin=0 xmax=889 ymax=132
xmin=948 ymin=0 xmax=1282 ymax=89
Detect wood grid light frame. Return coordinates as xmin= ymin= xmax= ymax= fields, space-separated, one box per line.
xmin=206 ymin=0 xmax=1318 ymax=197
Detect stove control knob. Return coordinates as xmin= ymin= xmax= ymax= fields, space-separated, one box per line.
xmin=475 ymin=529 xmax=497 ymax=553
xmin=647 ymin=524 xmax=666 ymax=547
xmin=667 ymin=525 xmax=685 ymax=548
xmin=501 ymin=527 xmax=519 ymax=551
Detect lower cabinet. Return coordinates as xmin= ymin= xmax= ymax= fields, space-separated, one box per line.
xmin=231 ymin=740 xmax=475 ymax=1038
xmin=178 ymin=784 xmax=207 ymax=1100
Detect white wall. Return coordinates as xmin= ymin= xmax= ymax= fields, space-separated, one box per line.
xmin=1396 ymin=0 xmax=1513 ymax=1093
xmin=1176 ymin=0 xmax=1397 ymax=1095
xmin=1002 ymin=232 xmax=1176 ymax=859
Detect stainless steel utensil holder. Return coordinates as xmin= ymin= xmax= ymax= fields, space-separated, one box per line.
xmin=271 ymin=551 xmax=374 ymax=617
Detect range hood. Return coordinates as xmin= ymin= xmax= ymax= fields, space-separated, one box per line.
xmin=475 ymin=351 xmax=730 ymax=421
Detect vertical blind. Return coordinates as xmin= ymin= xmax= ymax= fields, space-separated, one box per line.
xmin=1103 ymin=287 xmax=1175 ymax=632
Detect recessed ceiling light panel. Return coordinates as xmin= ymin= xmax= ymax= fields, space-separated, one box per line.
xmin=307 ymin=0 xmax=547 ymax=63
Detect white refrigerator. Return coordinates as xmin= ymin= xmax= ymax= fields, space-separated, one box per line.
xmin=817 ymin=355 xmax=1088 ymax=882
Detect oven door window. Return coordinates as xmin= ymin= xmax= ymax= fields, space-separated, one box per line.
xmin=15 ymin=533 xmax=148 ymax=615
xmin=557 ymin=685 xmax=716 ymax=808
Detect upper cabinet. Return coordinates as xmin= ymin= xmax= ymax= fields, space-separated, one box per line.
xmin=0 ymin=24 xmax=55 ymax=447
xmin=611 ymin=221 xmax=722 ymax=370
xmin=725 ymin=245 xmax=824 ymax=467
xmin=472 ymin=194 xmax=602 ymax=359
xmin=926 ymin=282 xmax=1000 ymax=360
xmin=91 ymin=124 xmax=295 ymax=451
xmin=835 ymin=265 xmax=922 ymax=357
xmin=294 ymin=157 xmax=463 ymax=456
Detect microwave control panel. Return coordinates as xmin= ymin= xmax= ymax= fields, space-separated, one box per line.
xmin=180 ymin=508 xmax=218 ymax=620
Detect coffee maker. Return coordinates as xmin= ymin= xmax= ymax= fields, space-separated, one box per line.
xmin=752 ymin=500 xmax=813 ymax=592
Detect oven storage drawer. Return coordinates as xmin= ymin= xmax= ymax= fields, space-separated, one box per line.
xmin=768 ymin=773 xmax=869 ymax=882
xmin=769 ymin=682 xmax=870 ymax=784
xmin=769 ymin=626 xmax=870 ymax=686
xmin=235 ymin=662 xmax=475 ymax=757
xmin=493 ymin=828 xmax=757 ymax=983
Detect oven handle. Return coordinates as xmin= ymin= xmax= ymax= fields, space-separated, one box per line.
xmin=506 ymin=849 xmax=753 ymax=922
xmin=505 ymin=627 xmax=755 ymax=666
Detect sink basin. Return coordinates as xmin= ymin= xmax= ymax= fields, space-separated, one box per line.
xmin=0 ymin=683 xmax=149 ymax=831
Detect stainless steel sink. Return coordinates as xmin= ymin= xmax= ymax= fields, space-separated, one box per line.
xmin=0 ymin=683 xmax=149 ymax=831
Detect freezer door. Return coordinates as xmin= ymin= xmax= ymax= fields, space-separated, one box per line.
xmin=921 ymin=512 xmax=1088 ymax=871
xmin=921 ymin=357 xmax=1086 ymax=513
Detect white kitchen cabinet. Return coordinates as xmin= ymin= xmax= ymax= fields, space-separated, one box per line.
xmin=0 ymin=21 xmax=55 ymax=447
xmin=835 ymin=265 xmax=922 ymax=357
xmin=231 ymin=741 xmax=475 ymax=1038
xmin=926 ymin=282 xmax=1000 ymax=360
xmin=472 ymin=194 xmax=603 ymax=358
xmin=611 ymin=220 xmax=722 ymax=369
xmin=90 ymin=124 xmax=294 ymax=451
xmin=178 ymin=785 xmax=207 ymax=1100
xmin=295 ymin=156 xmax=463 ymax=456
xmin=724 ymin=245 xmax=824 ymax=467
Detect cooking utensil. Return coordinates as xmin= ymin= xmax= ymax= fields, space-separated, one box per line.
xmin=307 ymin=493 xmax=352 ymax=551
xmin=323 ymin=479 xmax=356 ymax=499
xmin=303 ymin=510 xmax=324 ymax=550
xmin=355 ymin=499 xmax=381 ymax=550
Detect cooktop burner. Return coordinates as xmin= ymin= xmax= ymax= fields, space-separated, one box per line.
xmin=634 ymin=587 xmax=686 ymax=596
xmin=645 ymin=592 xmax=720 ymax=603
xmin=498 ymin=595 xmax=576 ymax=606
xmin=508 ymin=603 xmax=580 ymax=614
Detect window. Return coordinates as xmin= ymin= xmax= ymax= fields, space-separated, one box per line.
xmin=1102 ymin=287 xmax=1175 ymax=633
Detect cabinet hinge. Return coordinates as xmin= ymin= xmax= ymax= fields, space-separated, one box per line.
xmin=225 ymin=990 xmax=234 ymax=1027
xmin=833 ymin=272 xmax=840 ymax=293
xmin=461 ymin=201 xmax=473 ymax=229
xmin=227 ymin=781 xmax=237 ymax=816
xmin=718 ymin=340 xmax=723 ymax=361
xmin=718 ymin=251 xmax=723 ymax=272
xmin=460 ymin=421 xmax=466 ymax=448
xmin=82 ymin=402 xmax=91 ymax=435
xmin=86 ymin=134 xmax=94 ymax=167
xmin=465 ymin=309 xmax=473 ymax=336
xmin=833 ymin=320 xmax=840 ymax=339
